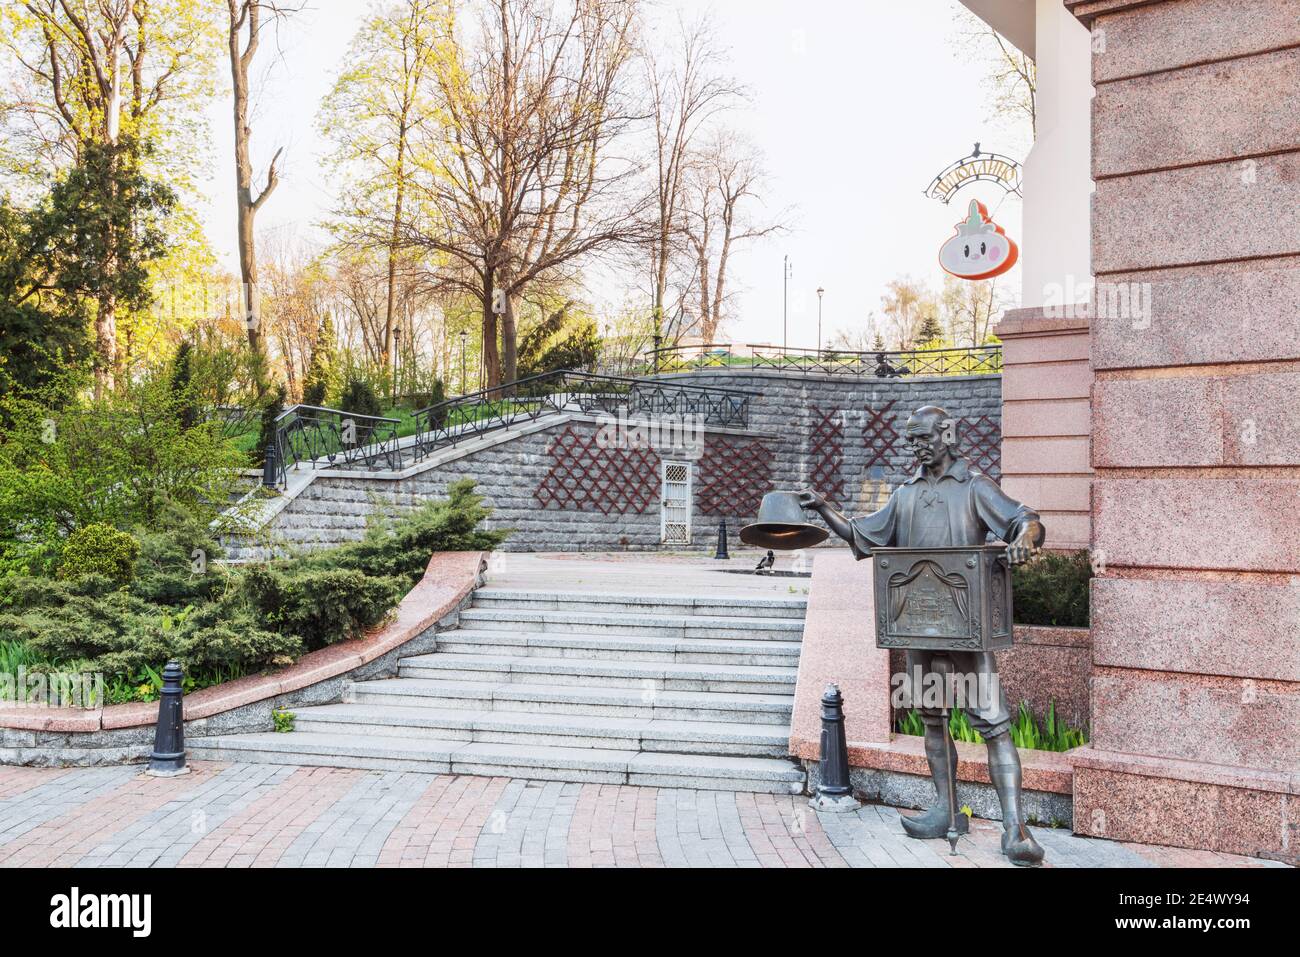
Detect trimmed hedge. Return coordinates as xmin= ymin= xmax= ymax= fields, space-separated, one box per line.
xmin=1012 ymin=549 xmax=1092 ymax=628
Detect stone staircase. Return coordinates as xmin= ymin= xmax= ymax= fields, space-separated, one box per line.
xmin=191 ymin=583 xmax=809 ymax=793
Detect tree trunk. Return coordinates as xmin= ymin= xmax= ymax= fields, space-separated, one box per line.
xmin=384 ymin=121 xmax=408 ymax=368
xmin=481 ymin=289 xmax=501 ymax=390
xmin=94 ymin=292 xmax=117 ymax=399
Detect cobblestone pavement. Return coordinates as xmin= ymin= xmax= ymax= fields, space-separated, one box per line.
xmin=0 ymin=763 xmax=1287 ymax=869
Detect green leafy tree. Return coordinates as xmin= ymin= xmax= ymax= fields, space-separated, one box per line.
xmin=168 ymin=341 xmax=200 ymax=430
xmin=301 ymin=315 xmax=339 ymax=407
xmin=0 ymin=369 xmax=246 ymax=557
xmin=918 ymin=310 xmax=944 ymax=346
xmin=518 ymin=301 xmax=601 ymax=377
xmin=21 ymin=138 xmax=176 ymax=393
xmin=0 ymin=199 xmax=93 ymax=399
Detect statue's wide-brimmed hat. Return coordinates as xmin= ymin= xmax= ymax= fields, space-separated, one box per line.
xmin=739 ymin=491 xmax=829 ymax=550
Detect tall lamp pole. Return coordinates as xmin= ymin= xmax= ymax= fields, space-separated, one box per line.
xmin=782 ymin=255 xmax=792 ymax=353
xmin=816 ymin=287 xmax=825 ymax=353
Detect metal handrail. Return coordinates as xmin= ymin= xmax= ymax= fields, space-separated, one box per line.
xmin=271 ymin=404 xmax=405 ymax=487
xmin=645 ymin=342 xmax=1003 ymax=377
xmin=411 ymin=369 xmax=758 ymax=462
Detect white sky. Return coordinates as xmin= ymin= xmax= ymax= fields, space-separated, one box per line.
xmin=196 ymin=0 xmax=1029 ymax=348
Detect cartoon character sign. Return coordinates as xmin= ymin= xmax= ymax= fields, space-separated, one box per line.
xmin=938 ymin=199 xmax=1019 ymax=280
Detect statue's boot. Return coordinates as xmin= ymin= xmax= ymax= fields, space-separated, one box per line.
xmin=900 ymin=723 xmax=968 ymax=840
xmin=987 ymin=732 xmax=1045 ymax=866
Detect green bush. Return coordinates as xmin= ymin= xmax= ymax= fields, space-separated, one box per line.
xmin=129 ymin=503 xmax=225 ymax=607
xmin=306 ymin=478 xmax=507 ymax=586
xmin=0 ymin=368 xmax=246 ymax=538
xmin=1012 ymin=549 xmax=1092 ymax=627
xmin=240 ymin=564 xmax=404 ymax=652
xmin=339 ymin=378 xmax=382 ymax=419
xmin=0 ymin=480 xmax=505 ymax=692
xmin=57 ymin=523 xmax=140 ymax=585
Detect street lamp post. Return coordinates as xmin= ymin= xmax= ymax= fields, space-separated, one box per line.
xmin=816 ymin=287 xmax=825 ymax=353
xmin=783 ymin=255 xmax=792 ymax=354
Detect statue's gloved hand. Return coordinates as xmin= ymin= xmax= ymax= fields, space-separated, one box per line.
xmin=1006 ymin=522 xmax=1043 ymax=565
xmin=797 ymin=488 xmax=826 ymax=512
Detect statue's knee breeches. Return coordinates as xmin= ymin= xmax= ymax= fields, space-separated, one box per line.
xmin=902 ymin=649 xmax=1011 ymax=738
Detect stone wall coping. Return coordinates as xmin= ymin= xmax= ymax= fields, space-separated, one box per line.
xmin=1064 ymin=0 xmax=1157 ymax=26
xmin=0 ymin=550 xmax=487 ymax=734
xmin=1069 ymin=745 xmax=1300 ymax=796
xmin=1013 ymin=623 xmax=1092 ymax=648
xmin=792 ymin=733 xmax=1078 ymax=796
xmin=995 ymin=306 xmax=1092 ymax=340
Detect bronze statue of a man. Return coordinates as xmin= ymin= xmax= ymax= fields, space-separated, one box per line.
xmin=799 ymin=405 xmax=1046 ymax=866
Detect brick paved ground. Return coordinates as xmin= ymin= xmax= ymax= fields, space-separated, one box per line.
xmin=0 ymin=763 xmax=1287 ymax=869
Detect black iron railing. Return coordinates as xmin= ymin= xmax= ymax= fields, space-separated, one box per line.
xmin=411 ymin=370 xmax=757 ymax=460
xmin=645 ymin=342 xmax=1002 ymax=378
xmin=271 ymin=404 xmax=405 ymax=487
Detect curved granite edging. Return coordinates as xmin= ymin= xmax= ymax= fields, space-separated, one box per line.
xmin=0 ymin=550 xmax=488 ymax=767
xmin=790 ymin=549 xmax=1080 ymax=823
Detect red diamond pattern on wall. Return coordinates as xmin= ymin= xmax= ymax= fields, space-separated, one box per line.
xmin=534 ymin=426 xmax=661 ymax=514
xmin=808 ymin=407 xmax=844 ymax=505
xmin=962 ymin=415 xmax=1001 ymax=479
xmin=695 ymin=436 xmax=775 ymax=517
xmin=863 ymin=400 xmax=901 ymax=469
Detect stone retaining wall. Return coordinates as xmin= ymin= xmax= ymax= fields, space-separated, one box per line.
xmin=232 ymin=371 xmax=1001 ymax=557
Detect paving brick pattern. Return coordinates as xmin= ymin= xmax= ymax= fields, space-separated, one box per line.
xmin=0 ymin=763 xmax=1286 ymax=869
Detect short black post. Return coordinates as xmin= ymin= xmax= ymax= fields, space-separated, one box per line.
xmin=147 ymin=660 xmax=189 ymax=777
xmin=261 ymin=442 xmax=278 ymax=488
xmin=809 ymin=683 xmax=860 ymax=811
xmin=713 ymin=519 xmax=730 ymax=560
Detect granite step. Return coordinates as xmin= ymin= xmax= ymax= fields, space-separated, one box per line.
xmin=287 ymin=703 xmax=791 ymax=757
xmin=456 ymin=607 xmax=804 ymax=640
xmin=433 ymin=628 xmax=802 ymax=666
xmin=470 ymin=588 xmax=807 ymax=619
xmin=348 ymin=677 xmax=795 ymax=725
xmin=188 ymin=731 xmax=805 ymax=792
xmin=397 ymin=652 xmax=798 ymax=694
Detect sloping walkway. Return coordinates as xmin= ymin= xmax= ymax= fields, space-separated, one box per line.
xmin=0 ymin=763 xmax=1285 ymax=868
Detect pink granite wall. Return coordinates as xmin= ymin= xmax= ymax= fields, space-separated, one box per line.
xmin=995 ymin=309 xmax=1093 ymax=551
xmin=1065 ymin=0 xmax=1300 ymax=861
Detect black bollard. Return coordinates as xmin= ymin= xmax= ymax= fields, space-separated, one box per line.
xmin=261 ymin=442 xmax=278 ymax=488
xmin=809 ymin=683 xmax=861 ymax=811
xmin=147 ymin=660 xmax=189 ymax=777
xmin=713 ymin=519 xmax=730 ymax=560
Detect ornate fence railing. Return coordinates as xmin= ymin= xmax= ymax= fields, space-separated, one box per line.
xmin=271 ymin=404 xmax=405 ymax=487
xmin=411 ymin=370 xmax=758 ymax=460
xmin=644 ymin=342 xmax=1002 ymax=378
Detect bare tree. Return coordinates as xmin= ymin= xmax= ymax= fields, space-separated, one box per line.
xmin=880 ymin=276 xmax=938 ymax=351
xmin=682 ymin=129 xmax=785 ymax=342
xmin=226 ymin=0 xmax=298 ymax=364
xmin=953 ymin=9 xmax=1036 ymax=138
xmin=320 ymin=0 xmax=451 ymax=371
xmin=643 ymin=13 xmax=740 ymax=343
xmin=397 ymin=0 xmax=649 ymax=388
xmin=941 ymin=273 xmax=1007 ymax=347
